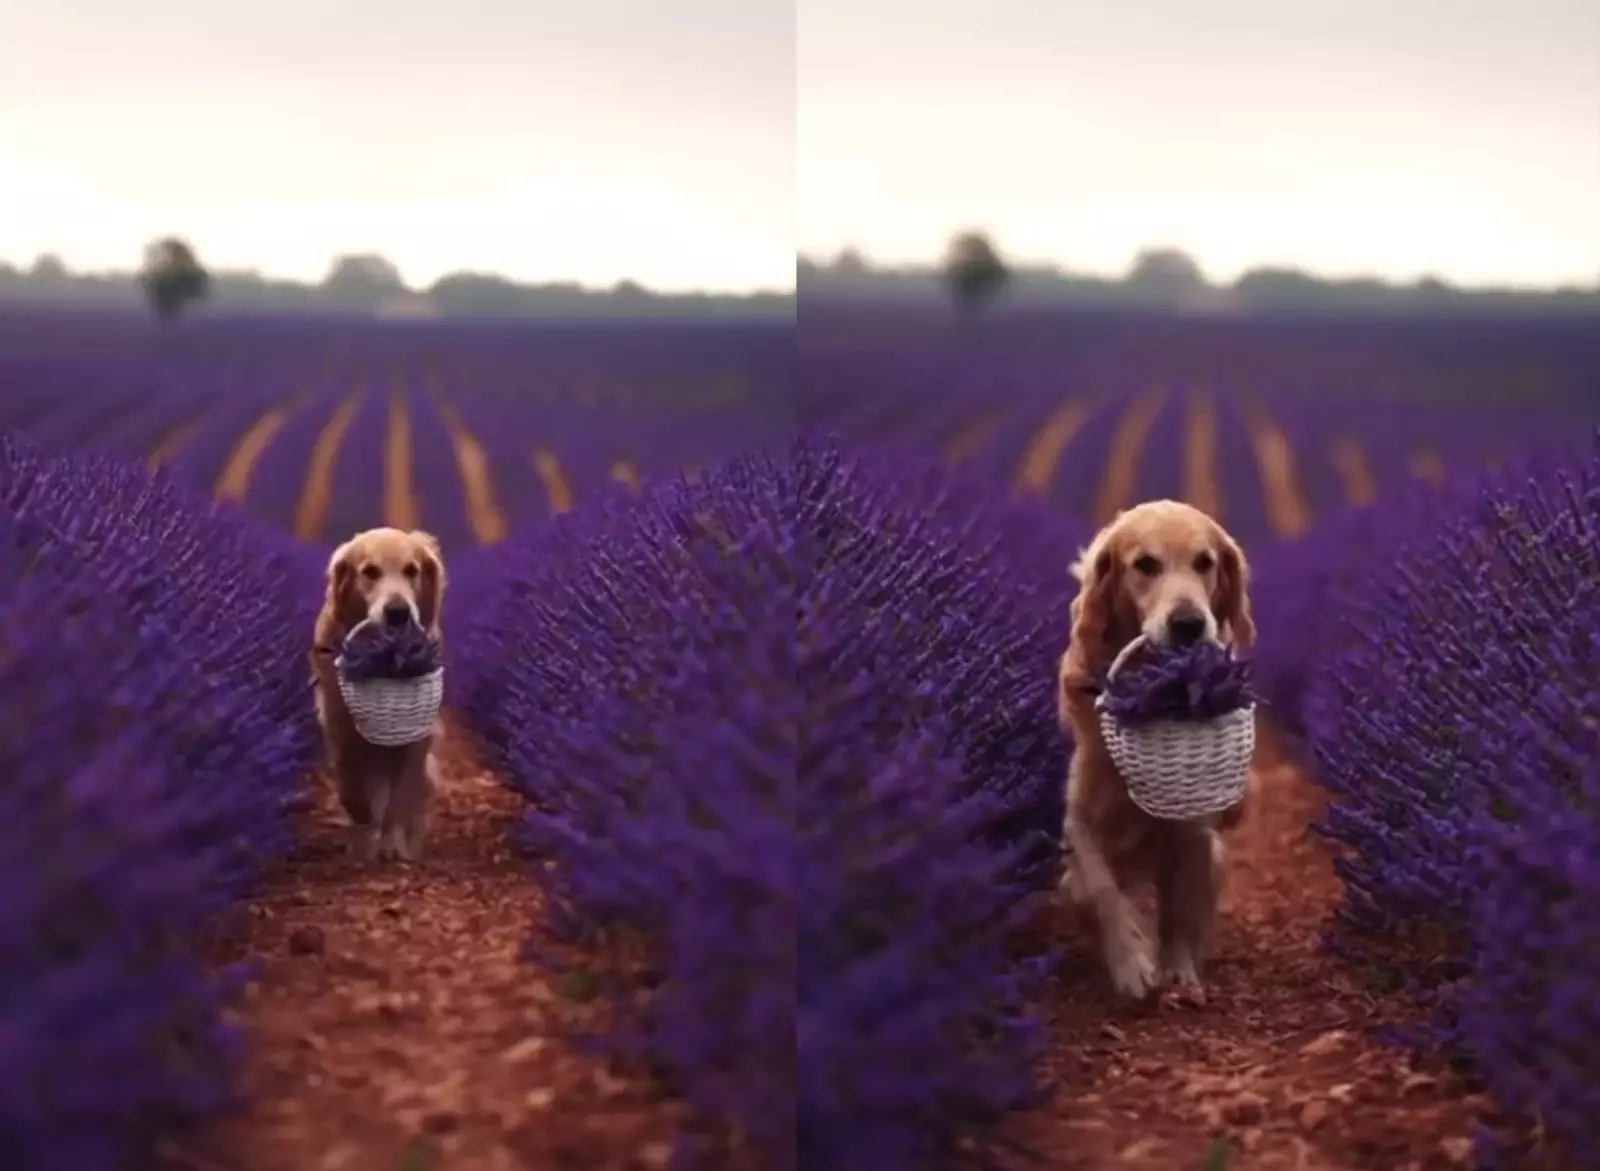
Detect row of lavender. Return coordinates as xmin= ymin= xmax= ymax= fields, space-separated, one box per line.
xmin=1247 ymin=438 xmax=1600 ymax=1166
xmin=444 ymin=436 xmax=1084 ymax=1171
xmin=0 ymin=435 xmax=322 ymax=1171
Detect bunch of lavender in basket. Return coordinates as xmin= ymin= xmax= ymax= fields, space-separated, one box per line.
xmin=338 ymin=622 xmax=443 ymax=682
xmin=1099 ymin=642 xmax=1255 ymax=726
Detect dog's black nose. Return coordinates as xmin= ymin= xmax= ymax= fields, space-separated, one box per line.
xmin=1167 ymin=613 xmax=1207 ymax=646
xmin=382 ymin=600 xmax=413 ymax=628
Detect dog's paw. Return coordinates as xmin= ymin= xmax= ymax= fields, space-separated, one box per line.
xmin=1159 ymin=952 xmax=1203 ymax=989
xmin=379 ymin=826 xmax=423 ymax=863
xmin=1106 ymin=922 xmax=1159 ymax=998
xmin=1109 ymin=945 xmax=1159 ymax=999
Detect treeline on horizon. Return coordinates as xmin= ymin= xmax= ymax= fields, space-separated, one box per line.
xmin=3 ymin=246 xmax=1598 ymax=319
xmin=802 ymin=246 xmax=1600 ymax=317
xmin=0 ymin=252 xmax=795 ymax=320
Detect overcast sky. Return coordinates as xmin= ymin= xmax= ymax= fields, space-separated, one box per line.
xmin=3 ymin=0 xmax=1596 ymax=291
xmin=801 ymin=0 xmax=1600 ymax=287
xmin=0 ymin=0 xmax=796 ymax=292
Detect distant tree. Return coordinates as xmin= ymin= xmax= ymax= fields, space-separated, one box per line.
xmin=427 ymin=271 xmax=533 ymax=317
xmin=140 ymin=238 xmax=210 ymax=322
xmin=942 ymin=230 xmax=1010 ymax=313
xmin=1415 ymin=274 xmax=1454 ymax=302
xmin=1232 ymin=265 xmax=1321 ymax=307
xmin=322 ymin=253 xmax=407 ymax=312
xmin=1125 ymin=247 xmax=1207 ymax=300
xmin=833 ymin=247 xmax=870 ymax=275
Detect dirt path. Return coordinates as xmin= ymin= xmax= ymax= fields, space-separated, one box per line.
xmin=175 ymin=731 xmax=681 ymax=1171
xmin=295 ymin=391 xmax=364 ymax=542
xmin=1014 ymin=758 xmax=1493 ymax=1171
xmin=1015 ymin=396 xmax=1096 ymax=496
xmin=384 ymin=389 xmax=420 ymax=530
xmin=1093 ymin=389 xmax=1167 ymax=526
xmin=1238 ymin=400 xmax=1311 ymax=540
xmin=216 ymin=400 xmax=300 ymax=506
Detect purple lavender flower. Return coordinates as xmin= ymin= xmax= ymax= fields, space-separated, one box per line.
xmin=0 ymin=433 xmax=321 ymax=1171
xmin=1299 ymin=436 xmax=1600 ymax=1164
xmin=451 ymin=448 xmax=797 ymax=1171
xmin=794 ymin=436 xmax=1085 ymax=1168
xmin=1099 ymin=641 xmax=1255 ymax=726
xmin=451 ymin=435 xmax=1090 ymax=1171
xmin=337 ymin=621 xmax=443 ymax=682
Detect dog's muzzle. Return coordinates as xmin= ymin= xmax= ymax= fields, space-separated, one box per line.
xmin=381 ymin=599 xmax=416 ymax=628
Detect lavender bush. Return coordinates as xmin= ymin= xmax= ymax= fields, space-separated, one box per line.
xmin=796 ymin=436 xmax=1084 ymax=1170
xmin=338 ymin=621 xmax=443 ymax=681
xmin=1301 ymin=437 xmax=1600 ymax=1165
xmin=0 ymin=433 xmax=322 ymax=1171
xmin=453 ymin=436 xmax=1085 ymax=1171
xmin=1098 ymin=642 xmax=1254 ymax=726
xmin=1248 ymin=476 xmax=1465 ymax=742
xmin=453 ymin=453 xmax=796 ymax=1171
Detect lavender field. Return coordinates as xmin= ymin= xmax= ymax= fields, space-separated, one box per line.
xmin=6 ymin=300 xmax=1600 ymax=1171
xmin=0 ymin=308 xmax=795 ymax=549
xmin=799 ymin=305 xmax=1600 ymax=540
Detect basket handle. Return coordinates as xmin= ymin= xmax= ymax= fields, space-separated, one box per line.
xmin=1104 ymin=634 xmax=1151 ymax=682
xmin=343 ymin=617 xmax=378 ymax=643
xmin=1104 ymin=631 xmax=1234 ymax=681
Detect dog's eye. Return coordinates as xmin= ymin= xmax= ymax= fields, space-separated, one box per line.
xmin=1132 ymin=555 xmax=1162 ymax=576
xmin=403 ymin=563 xmax=420 ymax=579
xmin=1193 ymin=552 xmax=1216 ymax=573
xmin=359 ymin=565 xmax=381 ymax=581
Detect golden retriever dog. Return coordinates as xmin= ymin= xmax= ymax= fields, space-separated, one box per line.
xmin=1056 ymin=500 xmax=1257 ymax=998
xmin=310 ymin=527 xmax=446 ymax=862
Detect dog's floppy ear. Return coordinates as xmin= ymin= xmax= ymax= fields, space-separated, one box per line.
xmin=409 ymin=529 xmax=442 ymax=561
xmin=409 ymin=530 xmax=446 ymax=634
xmin=1211 ymin=525 xmax=1255 ymax=650
xmin=326 ymin=538 xmax=365 ymax=629
xmin=1064 ymin=534 xmax=1124 ymax=686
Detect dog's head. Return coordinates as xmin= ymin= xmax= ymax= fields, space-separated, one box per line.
xmin=325 ymin=527 xmax=446 ymax=636
xmin=1069 ymin=500 xmax=1253 ymax=667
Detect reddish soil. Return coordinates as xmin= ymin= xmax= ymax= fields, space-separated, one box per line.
xmin=1013 ymin=757 xmax=1510 ymax=1171
xmin=166 ymin=729 xmax=683 ymax=1171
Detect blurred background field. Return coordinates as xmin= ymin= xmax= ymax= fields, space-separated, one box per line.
xmin=0 ymin=307 xmax=796 ymax=550
xmin=798 ymin=305 xmax=1600 ymax=543
xmin=1 ymin=294 xmax=1595 ymax=556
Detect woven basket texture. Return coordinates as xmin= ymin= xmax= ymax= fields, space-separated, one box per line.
xmin=1094 ymin=635 xmax=1254 ymax=821
xmin=336 ymin=666 xmax=444 ymax=747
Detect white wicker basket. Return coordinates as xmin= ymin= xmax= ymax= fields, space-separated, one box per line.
xmin=1094 ymin=634 xmax=1254 ymax=822
xmin=335 ymin=623 xmax=444 ymax=747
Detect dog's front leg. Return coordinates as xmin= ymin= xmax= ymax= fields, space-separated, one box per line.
xmin=1065 ymin=816 xmax=1158 ymax=998
xmin=331 ymin=757 xmax=381 ymax=860
xmin=380 ymin=741 xmax=435 ymax=862
xmin=357 ymin=769 xmax=392 ymax=861
xmin=1156 ymin=823 xmax=1224 ymax=987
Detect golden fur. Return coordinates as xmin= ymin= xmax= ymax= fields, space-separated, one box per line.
xmin=310 ymin=527 xmax=446 ymax=862
xmin=1057 ymin=500 xmax=1259 ymax=997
